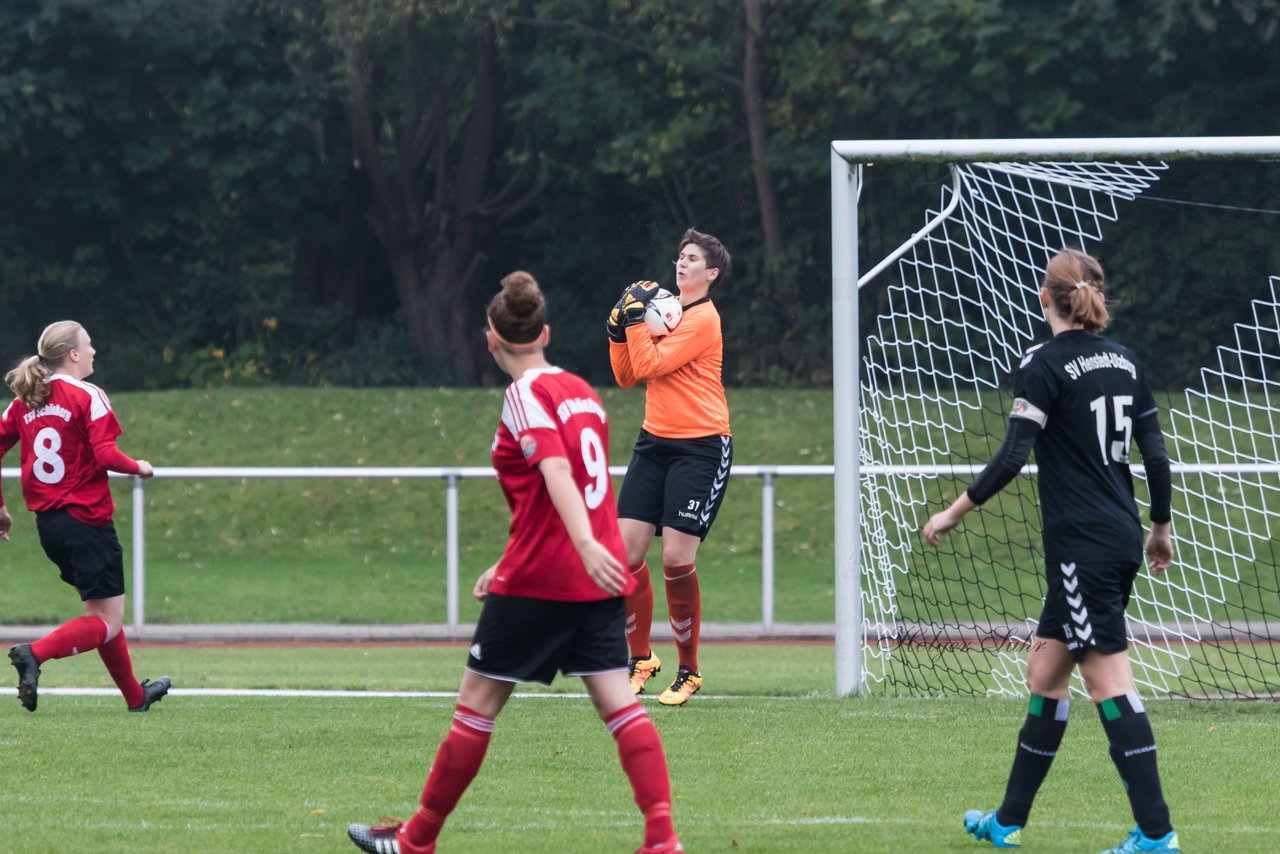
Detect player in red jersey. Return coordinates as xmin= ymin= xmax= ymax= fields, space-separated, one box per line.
xmin=1 ymin=320 xmax=170 ymax=713
xmin=348 ymin=272 xmax=683 ymax=854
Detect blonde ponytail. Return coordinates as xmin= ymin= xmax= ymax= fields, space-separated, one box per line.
xmin=1043 ymin=249 xmax=1109 ymax=333
xmin=5 ymin=320 xmax=84 ymax=409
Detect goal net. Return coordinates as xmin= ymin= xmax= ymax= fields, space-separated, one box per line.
xmin=831 ymin=138 xmax=1280 ymax=699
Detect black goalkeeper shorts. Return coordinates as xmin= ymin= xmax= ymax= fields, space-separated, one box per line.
xmin=616 ymin=429 xmax=732 ymax=540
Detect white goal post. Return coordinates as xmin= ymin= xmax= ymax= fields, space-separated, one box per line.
xmin=830 ymin=136 xmax=1280 ymax=698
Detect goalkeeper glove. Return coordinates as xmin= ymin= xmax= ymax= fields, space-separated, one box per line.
xmin=618 ymin=281 xmax=660 ymax=327
xmin=606 ymin=300 xmax=627 ymax=343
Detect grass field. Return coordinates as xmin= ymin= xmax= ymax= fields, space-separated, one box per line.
xmin=2 ymin=643 xmax=1276 ymax=853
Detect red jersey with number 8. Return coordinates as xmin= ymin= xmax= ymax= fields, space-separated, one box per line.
xmin=488 ymin=367 xmax=631 ymax=602
xmin=0 ymin=374 xmax=140 ymax=526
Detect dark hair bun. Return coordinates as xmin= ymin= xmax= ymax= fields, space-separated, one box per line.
xmin=489 ymin=271 xmax=547 ymax=344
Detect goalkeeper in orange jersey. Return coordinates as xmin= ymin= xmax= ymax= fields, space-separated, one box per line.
xmin=606 ymin=229 xmax=733 ymax=706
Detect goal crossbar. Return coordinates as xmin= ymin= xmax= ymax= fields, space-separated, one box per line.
xmin=833 ymin=136 xmax=1280 ymax=163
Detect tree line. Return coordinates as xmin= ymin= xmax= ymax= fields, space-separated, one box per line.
xmin=2 ymin=0 xmax=1278 ymax=390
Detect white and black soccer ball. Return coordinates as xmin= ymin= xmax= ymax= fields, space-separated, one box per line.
xmin=644 ymin=289 xmax=683 ymax=337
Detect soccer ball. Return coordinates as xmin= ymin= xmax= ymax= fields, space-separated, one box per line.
xmin=645 ymin=289 xmax=683 ymax=337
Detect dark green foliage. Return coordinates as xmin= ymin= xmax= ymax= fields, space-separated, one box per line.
xmin=0 ymin=0 xmax=335 ymax=386
xmin=2 ymin=1 xmax=1279 ymax=387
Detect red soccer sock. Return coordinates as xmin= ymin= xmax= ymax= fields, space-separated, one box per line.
xmin=607 ymin=703 xmax=675 ymax=847
xmin=663 ymin=564 xmax=701 ymax=672
xmin=625 ymin=561 xmax=654 ymax=658
xmin=97 ymin=629 xmax=144 ymax=709
xmin=402 ymin=704 xmax=495 ymax=848
xmin=29 ymin=616 xmax=109 ymax=663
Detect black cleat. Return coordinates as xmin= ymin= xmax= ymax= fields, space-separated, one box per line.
xmin=9 ymin=644 xmax=40 ymax=712
xmin=348 ymin=820 xmax=434 ymax=853
xmin=128 ymin=676 xmax=171 ymax=712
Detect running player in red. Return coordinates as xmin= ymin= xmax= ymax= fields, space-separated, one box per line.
xmin=348 ymin=272 xmax=683 ymax=854
xmin=607 ymin=229 xmax=733 ymax=705
xmin=2 ymin=320 xmax=170 ymax=713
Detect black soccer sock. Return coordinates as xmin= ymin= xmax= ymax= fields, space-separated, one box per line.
xmin=996 ymin=695 xmax=1069 ymax=828
xmin=1097 ymin=692 xmax=1173 ymax=838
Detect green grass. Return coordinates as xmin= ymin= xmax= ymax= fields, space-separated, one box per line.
xmin=2 ymin=644 xmax=1276 ymax=853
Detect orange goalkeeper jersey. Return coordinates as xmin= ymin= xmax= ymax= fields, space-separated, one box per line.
xmin=610 ymin=299 xmax=731 ymax=439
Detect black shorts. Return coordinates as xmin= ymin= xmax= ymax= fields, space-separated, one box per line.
xmin=36 ymin=508 xmax=126 ymax=602
xmin=616 ymin=429 xmax=732 ymax=540
xmin=465 ymin=593 xmax=629 ymax=685
xmin=1036 ymin=559 xmax=1140 ymax=662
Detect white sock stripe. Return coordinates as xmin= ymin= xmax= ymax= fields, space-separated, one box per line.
xmin=454 ymin=710 xmax=495 ymax=733
xmin=1055 ymin=699 xmax=1070 ymax=722
xmin=1127 ymin=690 xmax=1145 ymax=714
xmin=606 ymin=705 xmax=648 ymax=735
xmin=664 ymin=567 xmax=697 ymax=581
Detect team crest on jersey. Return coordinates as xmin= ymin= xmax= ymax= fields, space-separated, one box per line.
xmin=1019 ymin=343 xmax=1044 ymax=369
xmin=519 ymin=433 xmax=537 ymax=458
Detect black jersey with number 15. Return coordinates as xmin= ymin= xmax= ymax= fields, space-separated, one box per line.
xmin=1010 ymin=330 xmax=1159 ymax=565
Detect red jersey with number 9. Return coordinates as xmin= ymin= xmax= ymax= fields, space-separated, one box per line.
xmin=488 ymin=367 xmax=631 ymax=602
xmin=0 ymin=374 xmax=140 ymax=526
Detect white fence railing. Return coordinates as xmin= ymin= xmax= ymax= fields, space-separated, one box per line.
xmin=8 ymin=462 xmax=1242 ymax=639
xmin=5 ymin=465 xmax=828 ymax=635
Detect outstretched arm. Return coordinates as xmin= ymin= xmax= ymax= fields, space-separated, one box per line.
xmin=923 ymin=491 xmax=977 ymax=547
xmin=923 ymin=416 xmax=1040 ymax=547
xmin=89 ymin=434 xmax=154 ymax=478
